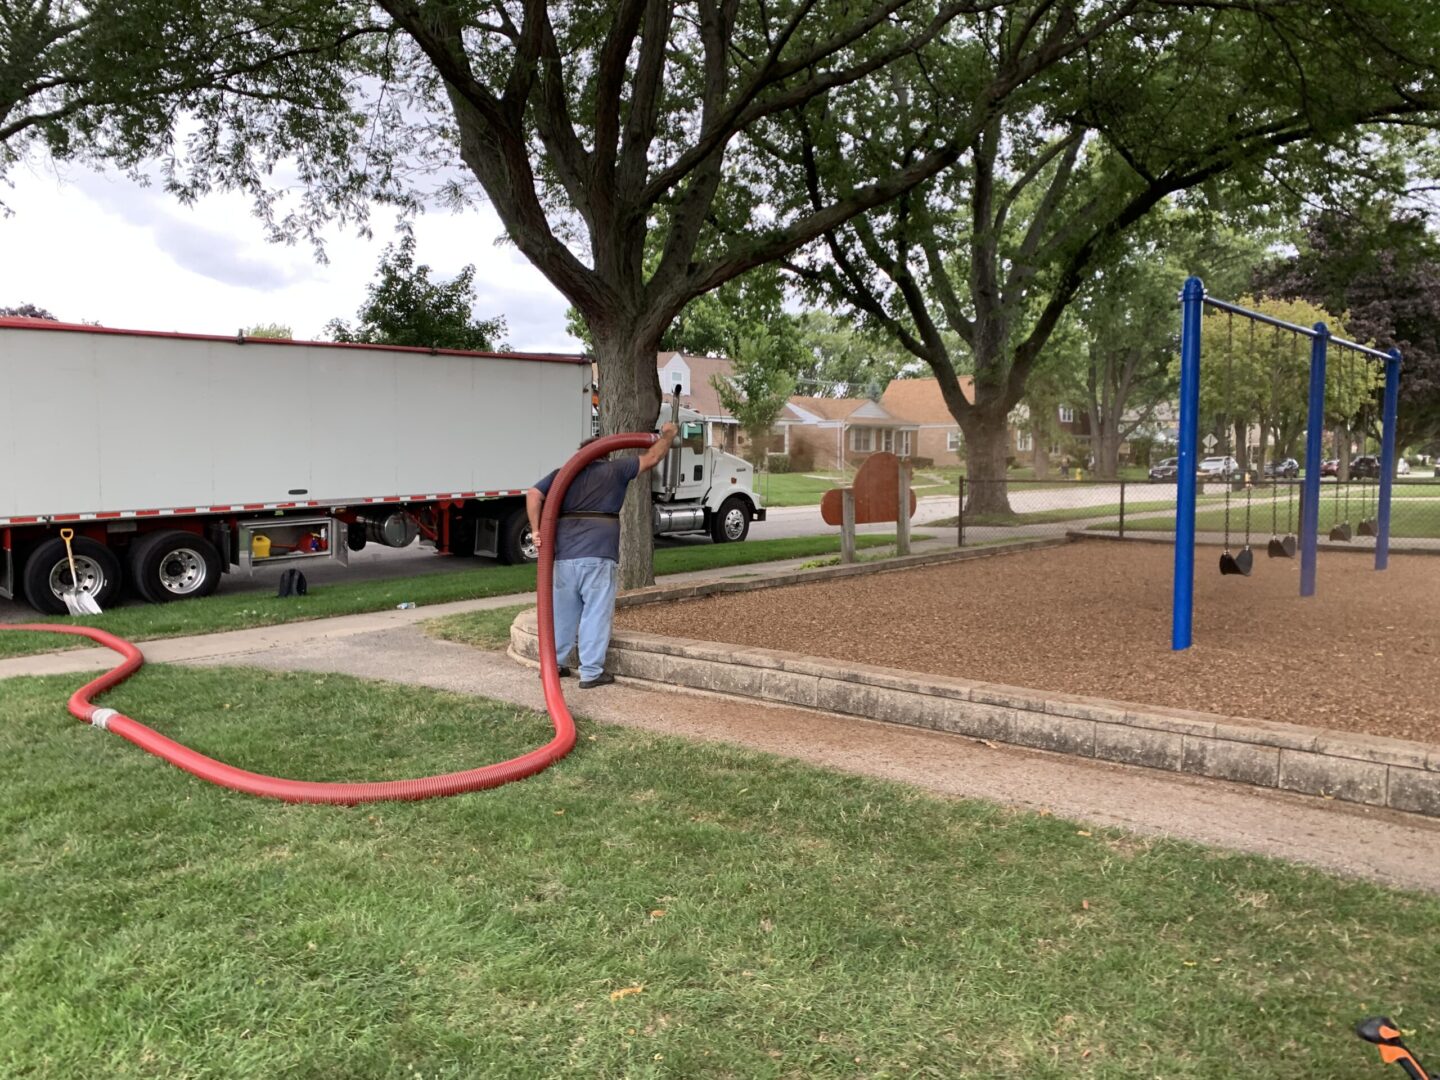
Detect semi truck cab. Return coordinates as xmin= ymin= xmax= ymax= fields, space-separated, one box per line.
xmin=651 ymin=406 xmax=766 ymax=543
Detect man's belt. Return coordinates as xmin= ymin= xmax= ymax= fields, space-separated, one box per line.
xmin=559 ymin=512 xmax=620 ymax=520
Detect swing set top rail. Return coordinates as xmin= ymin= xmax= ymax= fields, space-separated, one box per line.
xmin=1199 ymin=295 xmax=1395 ymax=362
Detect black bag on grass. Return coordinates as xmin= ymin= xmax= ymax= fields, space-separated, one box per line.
xmin=276 ymin=568 xmax=307 ymax=598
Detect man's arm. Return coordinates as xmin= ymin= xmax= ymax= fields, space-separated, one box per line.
xmin=637 ymin=423 xmax=679 ymax=474
xmin=525 ymin=488 xmax=545 ymax=552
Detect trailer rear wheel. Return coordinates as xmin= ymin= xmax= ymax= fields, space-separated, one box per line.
xmin=130 ymin=530 xmax=222 ymax=603
xmin=498 ymin=506 xmax=538 ymax=565
xmin=22 ymin=536 xmax=123 ymax=614
xmin=709 ymin=496 xmax=751 ymax=543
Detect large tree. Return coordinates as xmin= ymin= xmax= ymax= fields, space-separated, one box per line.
xmin=1256 ymin=205 xmax=1440 ymax=453
xmin=328 ymin=232 xmax=508 ymax=351
xmin=15 ymin=1 xmax=1169 ymax=586
xmin=781 ymin=3 xmax=1440 ymax=512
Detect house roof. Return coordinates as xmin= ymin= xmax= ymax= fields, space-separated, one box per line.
xmin=879 ymin=376 xmax=974 ymax=424
xmin=782 ymin=396 xmax=915 ymax=427
xmin=656 ymin=352 xmax=739 ymax=419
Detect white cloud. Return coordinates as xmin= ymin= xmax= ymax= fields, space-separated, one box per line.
xmin=0 ymin=160 xmax=584 ymax=352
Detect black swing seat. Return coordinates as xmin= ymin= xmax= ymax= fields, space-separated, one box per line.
xmin=1329 ymin=522 xmax=1353 ymax=542
xmin=1357 ymin=518 xmax=1378 ymax=537
xmin=1219 ymin=547 xmax=1253 ymax=576
xmin=1266 ymin=534 xmax=1298 ymax=558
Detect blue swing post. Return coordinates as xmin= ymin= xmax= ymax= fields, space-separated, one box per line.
xmin=1172 ymin=277 xmax=1204 ymax=651
xmin=1375 ymin=348 xmax=1402 ymax=571
xmin=1299 ymin=324 xmax=1329 ymax=598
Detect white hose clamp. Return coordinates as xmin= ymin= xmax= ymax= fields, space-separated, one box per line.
xmin=90 ymin=708 xmax=118 ymax=731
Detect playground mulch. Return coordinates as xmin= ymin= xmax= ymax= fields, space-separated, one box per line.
xmin=616 ymin=541 xmax=1440 ymax=744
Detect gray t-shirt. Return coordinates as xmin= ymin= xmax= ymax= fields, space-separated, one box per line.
xmin=534 ymin=456 xmax=640 ymax=562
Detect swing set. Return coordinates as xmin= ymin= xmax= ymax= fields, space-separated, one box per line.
xmin=1172 ymin=278 xmax=1403 ymax=651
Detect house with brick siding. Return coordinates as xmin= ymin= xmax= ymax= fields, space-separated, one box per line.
xmin=880 ymin=377 xmax=1091 ymax=465
xmin=769 ymin=397 xmax=917 ymax=471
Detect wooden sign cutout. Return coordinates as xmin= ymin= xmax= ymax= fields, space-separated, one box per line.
xmin=820 ymin=451 xmax=917 ymax=526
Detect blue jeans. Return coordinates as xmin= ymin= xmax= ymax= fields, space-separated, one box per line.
xmin=552 ymin=557 xmax=619 ymax=681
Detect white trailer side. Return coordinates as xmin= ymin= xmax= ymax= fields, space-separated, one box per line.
xmin=0 ymin=322 xmax=589 ymax=519
xmin=0 ymin=319 xmax=590 ymax=612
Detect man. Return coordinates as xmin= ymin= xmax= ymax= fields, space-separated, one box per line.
xmin=526 ymin=423 xmax=678 ymax=688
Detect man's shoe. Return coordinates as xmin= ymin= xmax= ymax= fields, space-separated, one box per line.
xmin=578 ymin=672 xmax=615 ymax=689
xmin=558 ymin=666 xmax=572 ymax=678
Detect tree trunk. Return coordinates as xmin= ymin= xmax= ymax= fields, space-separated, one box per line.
xmin=592 ymin=327 xmax=664 ymax=590
xmin=1032 ymin=441 xmax=1050 ymax=480
xmin=1233 ymin=418 xmax=1249 ymax=474
xmin=1336 ymin=422 xmax=1351 ymax=482
xmin=961 ymin=409 xmax=1012 ymax=515
xmin=1095 ymin=422 xmax=1123 ymax=480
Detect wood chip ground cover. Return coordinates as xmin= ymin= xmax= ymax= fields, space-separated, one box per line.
xmin=616 ymin=542 xmax=1440 ymax=743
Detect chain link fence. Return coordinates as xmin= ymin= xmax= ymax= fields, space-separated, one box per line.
xmin=949 ymin=474 xmax=1440 ymax=551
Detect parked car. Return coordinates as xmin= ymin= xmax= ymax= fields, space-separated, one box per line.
xmin=1197 ymin=455 xmax=1239 ymax=478
xmin=1320 ymin=459 xmax=1340 ymax=477
xmin=1148 ymin=457 xmax=1180 ymax=481
xmin=1263 ymin=458 xmax=1300 ymax=479
xmin=1351 ymin=455 xmax=1410 ymax=478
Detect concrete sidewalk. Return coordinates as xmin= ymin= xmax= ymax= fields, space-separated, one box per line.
xmin=4 ymin=545 xmax=1438 ymax=894
xmin=228 ymin=626 xmax=1440 ymax=894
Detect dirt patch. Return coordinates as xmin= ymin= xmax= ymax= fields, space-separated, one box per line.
xmin=616 ymin=541 xmax=1440 ymax=743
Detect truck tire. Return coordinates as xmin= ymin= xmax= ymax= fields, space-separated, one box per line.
xmin=709 ymin=496 xmax=751 ymax=544
xmin=129 ymin=530 xmax=222 ymax=603
xmin=497 ymin=506 xmax=538 ymax=564
xmin=22 ymin=536 xmax=124 ymax=615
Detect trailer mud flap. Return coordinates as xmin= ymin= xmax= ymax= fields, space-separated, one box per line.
xmin=0 ymin=533 xmax=11 ymax=600
xmin=473 ymin=516 xmax=500 ymax=558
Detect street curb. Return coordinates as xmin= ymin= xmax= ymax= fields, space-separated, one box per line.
xmin=510 ymin=543 xmax=1440 ymax=820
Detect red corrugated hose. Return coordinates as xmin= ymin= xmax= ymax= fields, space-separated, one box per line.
xmin=2 ymin=432 xmax=657 ymax=804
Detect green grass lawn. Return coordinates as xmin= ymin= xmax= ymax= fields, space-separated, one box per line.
xmin=2 ymin=666 xmax=1436 ymax=1078
xmin=755 ymin=471 xmax=852 ymax=506
xmin=0 ymin=533 xmax=920 ymax=661
xmin=1088 ymin=496 xmax=1440 ymax=539
xmin=425 ymin=604 xmax=532 ymax=651
xmin=927 ymin=494 xmax=1230 ymax=530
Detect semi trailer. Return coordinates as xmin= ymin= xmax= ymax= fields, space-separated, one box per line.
xmin=0 ymin=318 xmax=764 ymax=613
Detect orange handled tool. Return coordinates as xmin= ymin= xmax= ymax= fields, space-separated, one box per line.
xmin=1358 ymin=1018 xmax=1432 ymax=1080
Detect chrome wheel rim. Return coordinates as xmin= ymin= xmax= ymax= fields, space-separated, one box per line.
xmin=520 ymin=526 xmax=539 ymax=561
xmin=723 ymin=507 xmax=746 ymax=540
xmin=49 ymin=555 xmax=104 ymax=600
xmin=157 ymin=548 xmax=207 ymax=595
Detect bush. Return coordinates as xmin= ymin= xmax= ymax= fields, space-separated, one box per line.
xmin=909 ymin=456 xmax=934 ymax=468
xmin=767 ymin=453 xmax=792 ymax=474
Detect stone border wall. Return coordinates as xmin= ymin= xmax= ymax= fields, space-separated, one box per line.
xmin=510 ymin=540 xmax=1440 ymax=819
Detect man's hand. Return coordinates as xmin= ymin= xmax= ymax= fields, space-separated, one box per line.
xmin=638 ymin=423 xmax=680 ymax=474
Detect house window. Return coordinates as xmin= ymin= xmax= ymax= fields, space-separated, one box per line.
xmin=899 ymin=430 xmax=912 ymax=456
xmin=881 ymin=429 xmax=894 ymax=452
xmin=850 ymin=427 xmax=875 ymax=452
xmin=1059 ymin=406 xmax=1075 ymax=424
xmin=946 ymin=430 xmax=961 ymax=452
xmin=1016 ymin=431 xmax=1033 ymax=453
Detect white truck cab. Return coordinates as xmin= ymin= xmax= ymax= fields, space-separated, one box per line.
xmin=650 ymin=405 xmax=766 ymax=543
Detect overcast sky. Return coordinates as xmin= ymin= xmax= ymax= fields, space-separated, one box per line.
xmin=0 ymin=159 xmax=584 ymax=353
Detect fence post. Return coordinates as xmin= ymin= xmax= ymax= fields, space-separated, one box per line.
xmin=841 ymin=489 xmax=856 ymax=564
xmin=957 ymin=476 xmax=965 ymax=548
xmin=1119 ymin=479 xmax=1127 ymax=540
xmin=896 ymin=460 xmax=911 ymax=556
